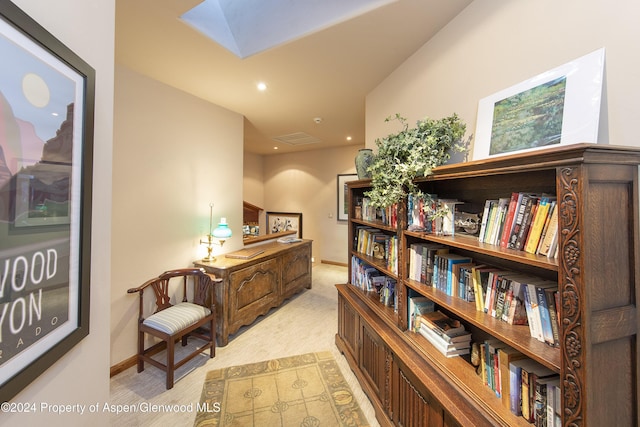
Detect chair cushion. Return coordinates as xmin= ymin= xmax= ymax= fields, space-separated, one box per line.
xmin=143 ymin=302 xmax=211 ymax=335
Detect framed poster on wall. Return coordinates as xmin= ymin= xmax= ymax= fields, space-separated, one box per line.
xmin=0 ymin=1 xmax=95 ymax=401
xmin=266 ymin=212 xmax=302 ymax=238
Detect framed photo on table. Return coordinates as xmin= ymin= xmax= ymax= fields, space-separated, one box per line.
xmin=337 ymin=174 xmax=358 ymax=221
xmin=266 ymin=212 xmax=302 ymax=238
xmin=0 ymin=1 xmax=95 ymax=401
xmin=473 ymin=48 xmax=605 ymax=160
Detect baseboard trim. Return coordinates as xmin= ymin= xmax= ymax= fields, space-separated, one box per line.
xmin=320 ymin=259 xmax=347 ymax=267
xmin=110 ymin=355 xmax=137 ymax=377
xmin=110 ymin=343 xmax=166 ymax=377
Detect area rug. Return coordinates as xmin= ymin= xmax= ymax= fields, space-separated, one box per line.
xmin=194 ymin=351 xmax=370 ymax=427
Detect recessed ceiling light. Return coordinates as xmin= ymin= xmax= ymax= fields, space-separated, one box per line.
xmin=273 ymin=146 xmax=279 ymax=150
xmin=346 ymin=136 xmax=352 ymax=141
xmin=257 ymin=82 xmax=267 ymax=91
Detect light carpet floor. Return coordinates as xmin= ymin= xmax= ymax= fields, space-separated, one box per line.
xmin=110 ymin=263 xmax=379 ymax=426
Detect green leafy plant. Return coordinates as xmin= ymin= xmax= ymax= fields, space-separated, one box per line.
xmin=365 ymin=113 xmax=468 ymax=208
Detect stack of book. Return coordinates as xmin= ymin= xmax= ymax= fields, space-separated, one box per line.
xmin=415 ymin=311 xmax=472 ymax=357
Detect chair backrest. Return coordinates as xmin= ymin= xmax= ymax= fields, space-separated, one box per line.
xmin=128 ymin=268 xmax=216 ymax=320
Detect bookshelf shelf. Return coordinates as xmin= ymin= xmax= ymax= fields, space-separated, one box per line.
xmin=336 ymin=143 xmax=640 ymax=427
xmin=405 ymin=278 xmax=560 ymax=372
xmin=404 ymin=330 xmax=534 ymax=427
xmin=404 ymin=230 xmax=559 ymax=272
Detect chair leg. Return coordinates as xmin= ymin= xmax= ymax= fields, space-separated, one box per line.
xmin=137 ymin=330 xmax=145 ymax=373
xmin=166 ymin=338 xmax=175 ymax=389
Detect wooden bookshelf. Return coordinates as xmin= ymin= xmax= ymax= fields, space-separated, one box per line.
xmin=335 ymin=143 xmax=640 ymax=426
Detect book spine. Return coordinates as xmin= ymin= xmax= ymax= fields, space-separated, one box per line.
xmin=537 ymin=285 xmax=554 ymax=345
xmin=545 ymin=288 xmax=560 ymax=347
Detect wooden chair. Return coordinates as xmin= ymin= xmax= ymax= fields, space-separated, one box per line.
xmin=127 ymin=268 xmax=220 ymax=389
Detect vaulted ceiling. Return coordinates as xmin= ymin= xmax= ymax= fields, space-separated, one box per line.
xmin=115 ymin=0 xmax=473 ymax=155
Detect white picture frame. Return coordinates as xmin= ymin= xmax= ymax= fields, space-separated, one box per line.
xmin=473 ymin=48 xmax=605 ymax=160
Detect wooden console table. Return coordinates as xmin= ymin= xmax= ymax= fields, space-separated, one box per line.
xmin=194 ymin=239 xmax=312 ymax=346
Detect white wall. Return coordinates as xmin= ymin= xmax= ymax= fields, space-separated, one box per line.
xmin=6 ymin=0 xmax=114 ymax=426
xmin=367 ymin=0 xmax=640 ymax=152
xmin=263 ymin=145 xmax=362 ymax=264
xmin=109 ymin=66 xmax=244 ymax=366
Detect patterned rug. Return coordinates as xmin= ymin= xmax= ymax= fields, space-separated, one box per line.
xmin=194 ymin=351 xmax=370 ymax=427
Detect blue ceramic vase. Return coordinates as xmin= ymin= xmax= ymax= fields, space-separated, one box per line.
xmin=355 ymin=148 xmax=374 ymax=179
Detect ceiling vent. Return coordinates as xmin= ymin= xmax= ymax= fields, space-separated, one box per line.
xmin=273 ymin=132 xmax=321 ymax=146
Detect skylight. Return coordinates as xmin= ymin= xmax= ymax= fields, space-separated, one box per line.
xmin=180 ymin=0 xmax=396 ymax=59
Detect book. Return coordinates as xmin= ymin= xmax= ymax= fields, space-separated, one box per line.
xmin=545 ymin=377 xmax=562 ymax=427
xmin=522 ymin=279 xmax=554 ymax=342
xmin=483 ymin=200 xmax=500 ymax=244
xmin=544 ymin=287 xmax=562 ymax=347
xmin=478 ymin=199 xmax=496 ymax=243
xmin=525 ymin=196 xmax=552 ymax=254
xmin=514 ymin=195 xmax=539 ymax=251
xmin=508 ymin=193 xmax=536 ymax=250
xmin=538 ymin=204 xmax=559 ymax=257
xmin=504 ymin=275 xmax=530 ymax=325
xmin=417 ymin=323 xmax=471 ymax=357
xmin=535 ymin=200 xmax=556 ymax=254
xmin=499 ymin=192 xmax=521 ymax=248
xmin=472 ymin=265 xmax=500 ymax=312
xmin=493 ymin=273 xmax=513 ymax=320
xmin=536 ymin=282 xmax=559 ymax=345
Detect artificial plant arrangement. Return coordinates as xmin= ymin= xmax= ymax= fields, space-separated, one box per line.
xmin=365 ymin=113 xmax=468 ymax=209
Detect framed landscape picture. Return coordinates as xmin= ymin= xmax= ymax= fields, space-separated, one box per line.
xmin=0 ymin=1 xmax=95 ymax=401
xmin=337 ymin=174 xmax=358 ymax=221
xmin=473 ymin=48 xmax=605 ymax=160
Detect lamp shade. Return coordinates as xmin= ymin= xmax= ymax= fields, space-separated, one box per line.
xmin=213 ymin=217 xmax=232 ymax=239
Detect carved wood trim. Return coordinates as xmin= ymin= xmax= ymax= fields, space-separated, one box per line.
xmin=558 ymin=166 xmax=584 ymax=427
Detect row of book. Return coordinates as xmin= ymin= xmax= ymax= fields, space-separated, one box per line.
xmin=480 ymin=340 xmax=561 ymax=426
xmin=407 ymin=243 xmax=476 ymax=302
xmin=408 ymin=292 xmax=560 ymax=425
xmin=478 ymin=267 xmax=560 ymax=347
xmin=354 ymin=226 xmax=398 ymax=275
xmin=353 ymin=196 xmax=398 ymax=227
xmin=351 ymin=256 xmax=397 ymax=308
xmin=479 ymin=193 xmax=559 ymax=258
